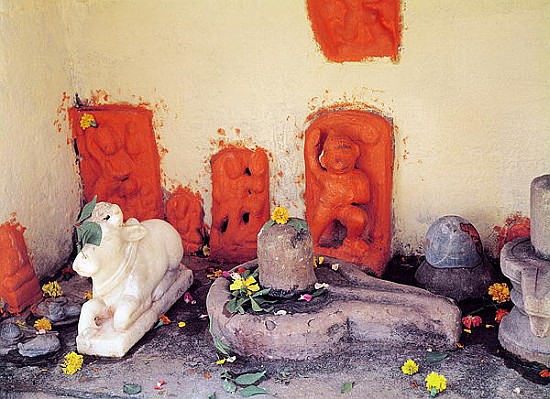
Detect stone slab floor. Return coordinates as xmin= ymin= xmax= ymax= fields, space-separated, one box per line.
xmin=1 ymin=258 xmax=548 ymax=399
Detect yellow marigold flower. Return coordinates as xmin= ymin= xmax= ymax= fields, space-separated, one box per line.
xmin=83 ymin=291 xmax=93 ymax=300
xmin=488 ymin=283 xmax=510 ymax=303
xmin=425 ymin=372 xmax=447 ymax=397
xmin=202 ymin=245 xmax=211 ymax=257
xmin=33 ymin=318 xmax=52 ymax=332
xmin=271 ymin=206 xmax=290 ymax=224
xmin=401 ymin=359 xmax=419 ymax=375
xmin=229 ymin=275 xmax=260 ymax=295
xmin=60 ymin=351 xmax=84 ymax=375
xmin=79 ymin=113 xmax=97 ymax=130
xmin=42 ymin=281 xmax=63 ymax=298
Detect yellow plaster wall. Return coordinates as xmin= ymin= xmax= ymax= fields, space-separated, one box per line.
xmin=1 ymin=1 xmax=549 ymax=277
xmin=0 ymin=0 xmax=81 ymax=276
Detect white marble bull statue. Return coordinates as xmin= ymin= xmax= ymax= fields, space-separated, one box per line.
xmin=73 ymin=202 xmax=183 ymax=339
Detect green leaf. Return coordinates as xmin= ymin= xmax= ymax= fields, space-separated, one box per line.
xmin=310 ymin=288 xmax=327 ymax=298
xmin=208 ymin=393 xmax=217 ymax=399
xmin=252 ymin=288 xmax=272 ymax=297
xmin=239 ymin=386 xmax=270 ymax=397
xmin=77 ymin=195 xmax=97 ymax=223
xmin=341 ymin=381 xmax=354 ymax=394
xmin=213 ymin=338 xmax=231 ymax=356
xmin=426 ymin=351 xmax=448 ymax=364
xmin=76 ymin=221 xmax=102 ymax=250
xmin=122 ymin=383 xmax=141 ymax=395
xmin=287 ymin=218 xmax=309 ymax=233
xmin=262 ymin=220 xmax=276 ymax=230
xmin=250 ymin=297 xmax=263 ymax=312
xmin=222 ymin=379 xmax=237 ymax=394
xmin=234 ymin=371 xmax=266 ymax=386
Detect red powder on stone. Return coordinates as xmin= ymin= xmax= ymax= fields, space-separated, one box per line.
xmin=307 ymin=0 xmax=401 ymax=62
xmin=0 ymin=220 xmax=42 ymax=314
xmin=69 ymin=104 xmax=164 ymax=221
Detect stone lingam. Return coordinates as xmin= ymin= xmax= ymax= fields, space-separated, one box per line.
xmin=499 ymin=174 xmax=550 ymax=366
xmin=207 ymin=210 xmax=461 ymax=360
xmin=72 ymin=201 xmax=193 ymax=357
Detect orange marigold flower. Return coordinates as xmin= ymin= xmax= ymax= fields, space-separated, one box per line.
xmin=488 ymin=283 xmax=511 ymax=303
xmin=495 ymin=308 xmax=510 ymax=323
xmin=159 ymin=314 xmax=170 ymax=325
xmin=539 ymin=369 xmax=550 ymax=378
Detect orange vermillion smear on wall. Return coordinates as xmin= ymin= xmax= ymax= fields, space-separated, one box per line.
xmin=304 ymin=109 xmax=393 ymax=276
xmin=307 ymin=0 xmax=401 ymax=62
xmin=69 ymin=105 xmax=164 ymax=221
xmin=0 ymin=221 xmax=42 ymax=314
xmin=166 ymin=185 xmax=206 ymax=255
xmin=210 ymin=146 xmax=270 ymax=263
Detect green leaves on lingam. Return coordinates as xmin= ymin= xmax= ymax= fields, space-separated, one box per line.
xmin=75 ymin=196 xmax=102 ymax=251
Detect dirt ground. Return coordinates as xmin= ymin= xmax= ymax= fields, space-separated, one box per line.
xmin=0 ymin=256 xmax=549 ymax=399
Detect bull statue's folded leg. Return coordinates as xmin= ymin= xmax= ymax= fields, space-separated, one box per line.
xmin=78 ymin=298 xmax=109 ymax=340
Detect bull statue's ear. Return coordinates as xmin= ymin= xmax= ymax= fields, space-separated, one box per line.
xmin=120 ymin=224 xmax=148 ymax=242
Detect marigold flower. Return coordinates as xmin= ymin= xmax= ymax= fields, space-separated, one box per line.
xmin=158 ymin=314 xmax=171 ymax=325
xmin=202 ymin=245 xmax=211 ymax=257
xmin=425 ymin=372 xmax=447 ymax=397
xmin=79 ymin=113 xmax=97 ymax=130
xmin=60 ymin=351 xmax=83 ymax=375
xmin=271 ymin=206 xmax=290 ymax=224
xmin=401 ymin=359 xmax=419 ymax=375
xmin=495 ymin=308 xmax=510 ymax=323
xmin=83 ymin=291 xmax=93 ymax=300
xmin=461 ymin=315 xmax=482 ymax=329
xmin=488 ymin=283 xmax=510 ymax=303
xmin=539 ymin=369 xmax=550 ymax=378
xmin=42 ymin=281 xmax=63 ymax=298
xmin=229 ymin=275 xmax=260 ymax=295
xmin=33 ymin=317 xmax=52 ymax=332
xmin=206 ymin=268 xmax=223 ymax=280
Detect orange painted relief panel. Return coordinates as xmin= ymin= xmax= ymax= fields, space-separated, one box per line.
xmin=307 ymin=0 xmax=401 ymax=62
xmin=69 ymin=105 xmax=163 ymax=221
xmin=304 ymin=109 xmax=393 ymax=276
xmin=166 ymin=186 xmax=206 ymax=255
xmin=210 ymin=147 xmax=270 ymax=263
xmin=0 ymin=221 xmax=42 ymax=314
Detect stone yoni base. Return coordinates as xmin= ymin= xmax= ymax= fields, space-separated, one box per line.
xmin=207 ymin=258 xmax=461 ymax=360
xmin=76 ymin=267 xmax=193 ymax=357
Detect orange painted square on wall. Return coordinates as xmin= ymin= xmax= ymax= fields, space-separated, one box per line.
xmin=307 ymin=0 xmax=401 ymax=62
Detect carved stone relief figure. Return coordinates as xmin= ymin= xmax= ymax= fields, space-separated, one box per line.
xmin=69 ymin=105 xmax=163 ymax=222
xmin=210 ymin=147 xmax=270 ymax=263
xmin=304 ymin=109 xmax=393 ymax=276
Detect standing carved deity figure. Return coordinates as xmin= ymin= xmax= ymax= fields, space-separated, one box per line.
xmin=305 ymin=109 xmax=393 ymax=276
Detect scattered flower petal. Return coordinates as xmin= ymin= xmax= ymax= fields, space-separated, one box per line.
xmin=184 ymin=292 xmax=196 ymax=304
xmin=83 ymin=291 xmax=93 ymax=300
xmin=33 ymin=318 xmax=52 ymax=332
xmin=488 ymin=283 xmax=511 ymax=303
xmin=154 ymin=380 xmax=167 ymax=390
xmin=495 ymin=308 xmax=510 ymax=323
xmin=485 ymin=324 xmax=495 ymax=328
xmin=513 ymin=387 xmax=521 ymax=394
xmin=462 ymin=315 xmax=482 ymax=329
xmin=539 ymin=369 xmax=550 ymax=378
xmin=298 ymin=294 xmax=313 ymax=302
xmin=237 ymin=267 xmax=247 ymax=274
xmin=314 ymin=283 xmax=329 ymax=290
xmin=401 ymin=359 xmax=419 ymax=375
xmin=60 ymin=351 xmax=83 ymax=375
xmin=199 ymin=314 xmax=209 ymax=319
xmin=42 ymin=281 xmax=63 ymax=298
xmin=274 ymin=310 xmax=287 ymax=316
xmin=331 ymin=263 xmax=340 ymax=271
xmin=456 ymin=343 xmax=464 ymax=349
xmin=202 ymin=245 xmax=211 ymax=257
xmin=463 ymin=328 xmax=472 ymax=334
xmin=425 ymin=372 xmax=446 ymax=397
xmin=178 ymin=321 xmax=186 ymax=328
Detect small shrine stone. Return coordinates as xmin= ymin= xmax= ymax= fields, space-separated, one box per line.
xmin=17 ymin=333 xmax=60 ymax=357
xmin=416 ymin=216 xmax=497 ymax=301
xmin=424 ymin=215 xmax=483 ymax=268
xmin=1 ymin=323 xmax=22 ymax=344
xmin=257 ymin=219 xmax=317 ymax=298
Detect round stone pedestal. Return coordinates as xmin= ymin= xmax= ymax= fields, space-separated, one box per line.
xmin=498 ymin=238 xmax=550 ymax=366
